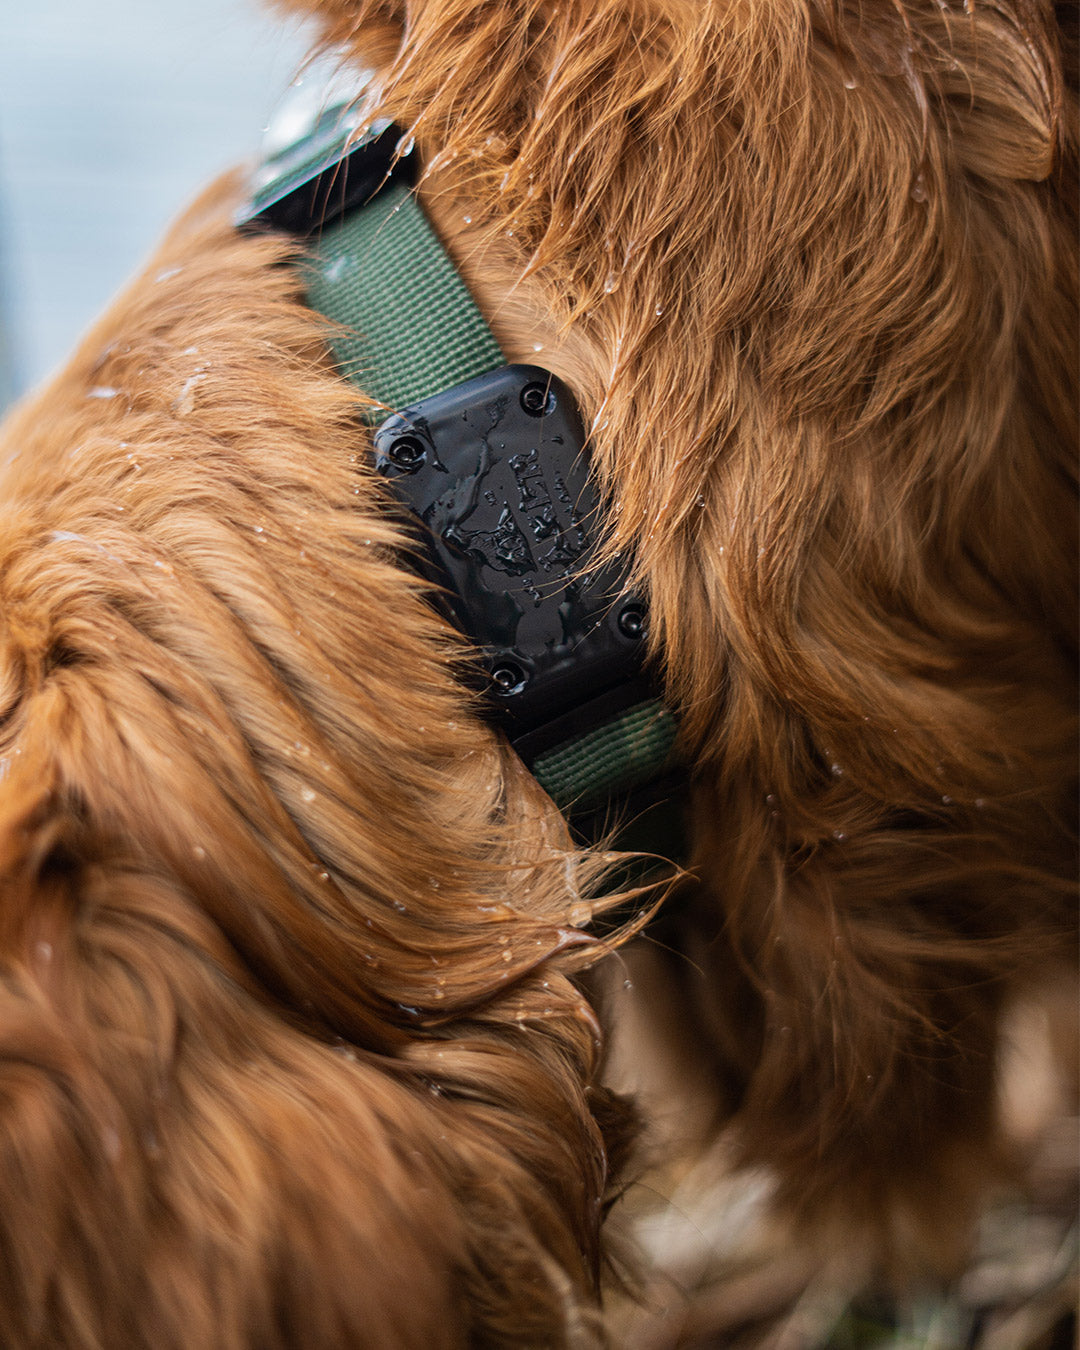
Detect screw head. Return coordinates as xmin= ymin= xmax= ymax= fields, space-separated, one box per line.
xmin=520 ymin=382 xmax=556 ymax=418
xmin=387 ymin=435 xmax=426 ymax=471
xmin=617 ymin=603 xmax=647 ymax=640
xmin=491 ymin=661 xmax=528 ymax=695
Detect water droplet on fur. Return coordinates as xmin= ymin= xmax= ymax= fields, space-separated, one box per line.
xmin=154 ymin=266 xmax=183 ymax=283
xmin=569 ymin=901 xmax=593 ymax=928
xmin=765 ymin=793 xmax=777 ymax=804
xmin=501 ymin=948 xmax=513 ymax=962
xmin=300 ymin=786 xmax=316 ymax=803
xmin=396 ymin=134 xmax=415 ymax=156
xmin=392 ymin=899 xmax=407 ymax=913
xmin=87 ymin=386 xmax=119 ymax=400
xmin=910 ymin=174 xmax=928 ymax=203
xmin=317 ymin=870 xmax=330 ymax=882
xmin=830 ymin=763 xmax=844 ymax=777
xmin=654 ymin=305 xmax=664 ymax=317
xmin=622 ymin=979 xmax=633 ymax=991
xmin=603 ymin=271 xmax=619 ymax=294
xmin=941 ymin=794 xmax=953 ymax=805
xmin=428 ymin=877 xmax=440 ymax=890
xmin=173 ymin=374 xmax=204 ymax=416
xmin=462 ymin=214 xmax=472 ymax=224
xmin=432 ymin=987 xmax=445 ymax=1000
xmin=974 ymin=798 xmax=986 ymax=809
xmin=696 ymin=495 xmax=706 ymax=508
xmin=192 ymin=846 xmax=206 ymax=860
xmin=832 ymin=829 xmax=847 ymax=842
xmin=532 ymin=342 xmax=544 ymax=352
xmin=35 ymin=941 xmax=52 ymax=962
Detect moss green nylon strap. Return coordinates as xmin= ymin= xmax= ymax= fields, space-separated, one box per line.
xmin=531 ymin=700 xmax=678 ymax=814
xmin=304 ymin=181 xmax=504 ymax=417
xmin=291 ymin=166 xmax=678 ymax=821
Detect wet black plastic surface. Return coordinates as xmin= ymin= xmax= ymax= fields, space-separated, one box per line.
xmin=373 ymin=365 xmax=645 ymax=740
xmin=240 ymin=118 xmax=416 ymax=237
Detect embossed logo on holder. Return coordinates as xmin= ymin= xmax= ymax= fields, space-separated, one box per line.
xmin=373 ymin=365 xmax=648 ymax=746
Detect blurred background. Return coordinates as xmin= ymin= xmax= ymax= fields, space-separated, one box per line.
xmin=0 ymin=0 xmax=314 ymax=411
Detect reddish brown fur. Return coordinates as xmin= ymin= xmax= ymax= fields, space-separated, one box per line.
xmin=0 ymin=0 xmax=1076 ymax=1343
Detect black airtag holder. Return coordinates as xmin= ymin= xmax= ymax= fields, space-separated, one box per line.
xmin=373 ymin=365 xmax=648 ymax=758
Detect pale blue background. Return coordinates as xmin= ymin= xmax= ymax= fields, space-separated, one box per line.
xmin=0 ymin=0 xmax=315 ymax=406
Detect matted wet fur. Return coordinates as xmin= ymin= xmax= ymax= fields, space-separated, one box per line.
xmin=0 ymin=0 xmax=1075 ymax=1345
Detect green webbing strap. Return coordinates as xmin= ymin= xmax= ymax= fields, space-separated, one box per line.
xmin=269 ymin=133 xmax=680 ymax=824
xmin=531 ymin=699 xmax=678 ymax=813
xmin=304 ymin=182 xmax=504 ymax=416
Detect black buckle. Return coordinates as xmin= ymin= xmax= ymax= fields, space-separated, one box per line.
xmin=373 ymin=365 xmax=649 ymax=757
xmin=238 ymin=115 xmax=415 ymax=237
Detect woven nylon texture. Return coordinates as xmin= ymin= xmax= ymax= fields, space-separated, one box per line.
xmin=304 ymin=180 xmax=504 ymax=416
xmin=532 ymin=701 xmax=677 ymax=812
xmin=289 ymin=153 xmax=679 ymax=821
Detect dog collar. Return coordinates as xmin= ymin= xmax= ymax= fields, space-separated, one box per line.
xmin=238 ymin=108 xmax=682 ymax=839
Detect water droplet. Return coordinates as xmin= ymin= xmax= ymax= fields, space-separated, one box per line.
xmin=974 ymin=798 xmax=986 ymax=809
xmin=154 ymin=266 xmax=183 ymax=284
xmin=432 ymin=987 xmax=445 ymax=1000
xmin=830 ymin=763 xmax=844 ymax=777
xmin=396 ymin=134 xmax=415 ymax=156
xmin=462 ymin=214 xmax=472 ymax=225
xmin=428 ymin=877 xmax=440 ymax=890
xmin=87 ymin=386 xmax=119 ymax=400
xmin=532 ymin=342 xmax=544 ymax=352
xmin=173 ymin=373 xmax=203 ymax=416
xmin=300 ymin=786 xmax=316 ymax=803
xmin=501 ymin=948 xmax=513 ymax=962
xmin=192 ymin=846 xmax=206 ymax=860
xmin=569 ymin=901 xmax=592 ymax=928
xmin=392 ymin=899 xmax=407 ymax=913
xmin=696 ymin=495 xmax=706 ymax=508
xmin=317 ymin=870 xmax=330 ymax=882
xmin=832 ymin=829 xmax=847 ymax=842
xmin=35 ymin=941 xmax=52 ymax=962
xmin=941 ymin=794 xmax=953 ymax=805
xmin=910 ymin=173 xmax=928 ymax=203
xmin=603 ymin=271 xmax=619 ymax=294
xmin=765 ymin=793 xmax=777 ymax=805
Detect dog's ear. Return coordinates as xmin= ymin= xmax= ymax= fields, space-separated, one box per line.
xmin=0 ymin=761 xmax=499 ymax=1349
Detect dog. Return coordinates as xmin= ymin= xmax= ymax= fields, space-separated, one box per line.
xmin=0 ymin=0 xmax=1075 ymax=1345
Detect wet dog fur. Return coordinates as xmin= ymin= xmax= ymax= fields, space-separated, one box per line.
xmin=0 ymin=0 xmax=1075 ymax=1345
